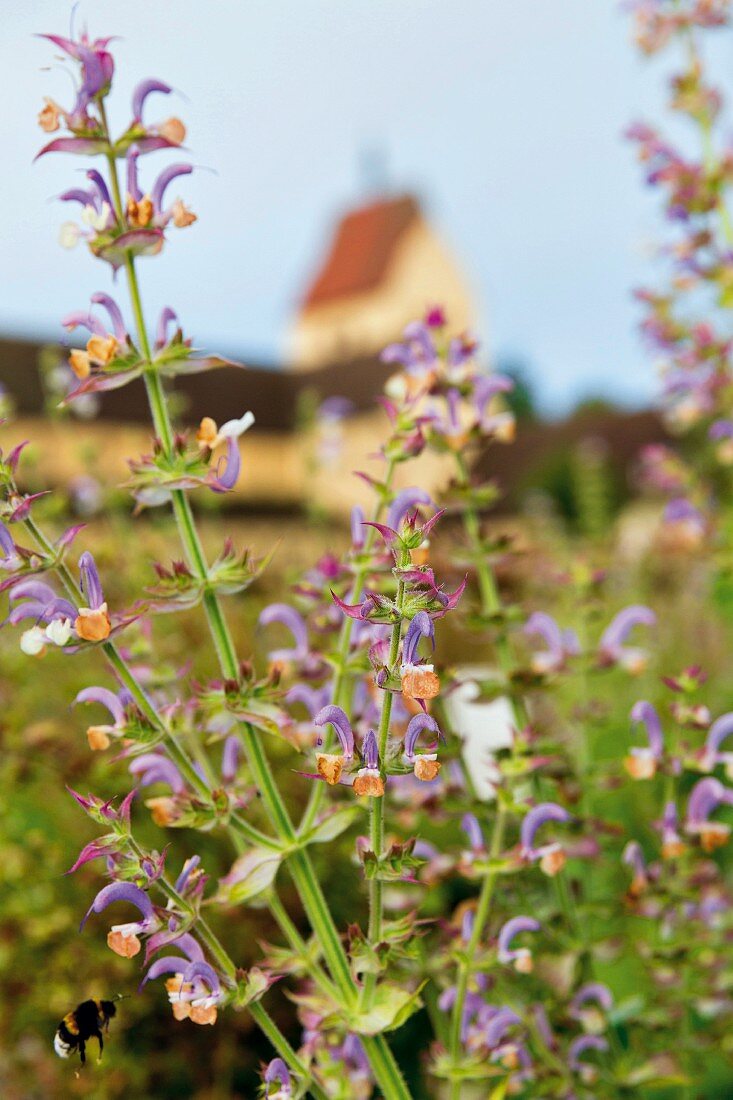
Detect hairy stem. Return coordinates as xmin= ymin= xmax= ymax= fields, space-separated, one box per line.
xmin=100 ymin=141 xmax=412 ymax=1098
xmin=298 ymin=457 xmax=398 ymax=833
xmin=364 ymin=579 xmax=405 ymax=1005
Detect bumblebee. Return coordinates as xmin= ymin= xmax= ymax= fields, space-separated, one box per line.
xmin=54 ymin=999 xmax=117 ymax=1064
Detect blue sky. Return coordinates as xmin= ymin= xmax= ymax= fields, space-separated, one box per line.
xmin=1 ymin=1 xmax=726 ymax=413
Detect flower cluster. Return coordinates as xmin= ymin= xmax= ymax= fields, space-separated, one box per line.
xmin=7 ymin=14 xmax=733 ymax=1099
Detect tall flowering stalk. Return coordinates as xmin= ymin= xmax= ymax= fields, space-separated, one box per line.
xmin=4 ymin=9 xmax=733 ymax=1098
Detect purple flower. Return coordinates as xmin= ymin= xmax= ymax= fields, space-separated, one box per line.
xmin=598 ymin=605 xmax=656 ymax=672
xmin=484 ymin=1007 xmax=522 ymax=1049
xmin=362 ymin=729 xmax=379 ymax=771
xmin=461 ymin=812 xmax=485 ymax=852
xmin=685 ymin=777 xmax=733 ymax=850
xmin=381 ymin=321 xmax=438 ymax=376
xmin=78 ymin=551 xmax=105 ymax=609
xmin=351 ymin=505 xmax=366 ymax=550
xmin=497 ymin=916 xmax=540 ymax=971
xmin=285 ymin=684 xmax=330 ymax=717
xmin=0 ymin=522 xmax=22 ymax=572
xmin=155 ymin=306 xmax=180 ymax=349
xmin=129 ymin=753 xmax=187 ymax=794
xmin=221 ymin=737 xmax=241 ymax=784
xmin=520 ymin=802 xmax=571 ymax=875
xmin=131 ymin=78 xmax=172 ymax=122
xmin=626 ymin=700 xmax=664 ymax=779
xmin=353 ymin=729 xmax=384 ymax=797
xmin=84 ymin=295 xmax=126 ymax=344
xmin=264 ymin=1058 xmax=291 ymax=1098
xmin=81 ymin=882 xmax=158 ymax=957
xmin=403 ymin=713 xmax=440 ymax=761
xmin=74 ymin=685 xmax=126 ymax=749
xmin=208 ymin=437 xmax=240 ymax=493
xmin=524 ymin=611 xmax=579 ymax=674
xmin=401 ymin=610 xmax=435 ymax=668
xmin=313 ymin=705 xmax=355 ymax=758
xmin=74 ymin=685 xmax=125 ymax=725
xmin=702 ymin=712 xmax=733 ymax=772
xmin=622 ymin=840 xmax=648 ymax=895
xmin=656 ymin=800 xmax=685 ymax=858
xmin=173 ymin=857 xmax=202 ymax=897
xmin=386 ymin=488 xmax=433 ymax=532
xmin=38 ymin=28 xmax=114 ymax=125
xmin=259 ymin=604 xmax=309 ymax=663
xmin=568 ymin=1035 xmax=608 ymax=1079
xmin=570 ymin=982 xmax=614 ymax=1018
xmin=143 ymin=952 xmax=222 ymax=1022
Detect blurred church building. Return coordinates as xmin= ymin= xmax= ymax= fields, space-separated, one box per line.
xmin=0 ymin=191 xmax=479 ymax=516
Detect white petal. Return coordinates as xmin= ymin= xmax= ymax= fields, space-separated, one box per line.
xmin=59 ymin=222 xmax=80 ymax=249
xmin=219 ymin=411 xmax=255 ymax=438
xmin=46 ymin=618 xmax=72 ymax=647
xmin=20 ymin=627 xmax=46 ymax=656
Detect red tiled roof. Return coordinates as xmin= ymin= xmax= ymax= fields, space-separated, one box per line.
xmin=301 ymin=194 xmax=421 ymax=309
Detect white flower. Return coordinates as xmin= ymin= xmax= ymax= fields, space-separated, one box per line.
xmin=218 ymin=411 xmax=255 ymax=439
xmin=46 ymin=618 xmax=72 ymax=647
xmin=81 ymin=202 xmax=111 ymax=232
xmin=59 ymin=221 xmax=81 ymax=249
xmin=20 ymin=626 xmax=47 ymax=656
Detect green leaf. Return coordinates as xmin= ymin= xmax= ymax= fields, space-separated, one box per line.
xmin=347 ymin=981 xmax=425 ymax=1036
xmin=215 ymin=848 xmax=282 ymax=906
xmin=302 ymin=805 xmax=361 ymax=845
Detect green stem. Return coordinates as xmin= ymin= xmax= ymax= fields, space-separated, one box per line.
xmin=249 ymin=1002 xmax=330 ymax=1100
xmin=101 ymin=125 xmax=411 ymax=1099
xmin=129 ymin=842 xmax=327 ymax=1099
xmin=364 ymin=581 xmax=405 ymax=1005
xmin=447 ymin=807 xmax=506 ymax=1100
xmin=268 ymin=891 xmax=340 ymax=1002
xmin=21 ymin=513 xmax=277 ymax=852
xmin=454 ymin=450 xmax=528 ymax=726
xmin=298 ymin=457 xmax=398 ymax=833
